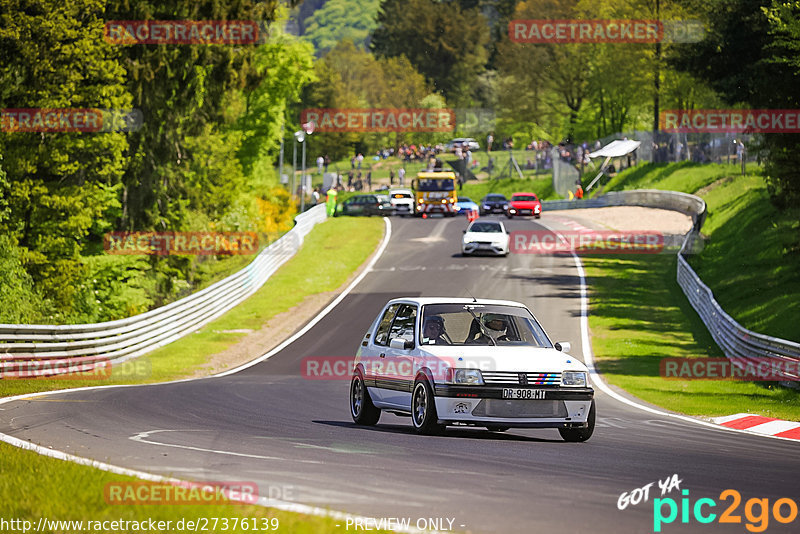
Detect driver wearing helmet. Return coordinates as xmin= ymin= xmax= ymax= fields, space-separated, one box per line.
xmin=480 ymin=313 xmax=511 ymax=344
xmin=422 ymin=315 xmax=451 ymax=345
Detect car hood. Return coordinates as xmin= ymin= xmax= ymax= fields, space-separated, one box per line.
xmin=417 ymin=345 xmax=588 ymax=373
xmin=463 ymin=231 xmax=508 ymax=243
xmin=510 ymin=200 xmax=541 ymax=207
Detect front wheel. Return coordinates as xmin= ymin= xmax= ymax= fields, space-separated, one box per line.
xmin=411 ymin=378 xmax=445 ymax=435
xmin=350 ymin=370 xmax=380 ymax=425
xmin=558 ymin=400 xmax=595 ymax=442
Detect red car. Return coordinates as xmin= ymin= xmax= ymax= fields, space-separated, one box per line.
xmin=506 ymin=192 xmax=542 ymax=219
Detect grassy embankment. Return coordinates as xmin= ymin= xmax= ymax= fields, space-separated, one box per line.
xmin=1 ymin=218 xmax=386 ymax=533
xmin=582 ymin=162 xmax=800 ymax=420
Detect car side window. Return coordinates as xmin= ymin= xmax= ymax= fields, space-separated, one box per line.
xmin=374 ymin=304 xmax=400 ymax=346
xmin=388 ymin=304 xmax=417 ymax=346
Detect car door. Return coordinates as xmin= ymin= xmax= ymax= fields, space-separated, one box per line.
xmin=365 ymin=303 xmax=400 ymax=404
xmin=351 ymin=196 xmax=365 ymax=215
xmin=380 ymin=303 xmax=418 ymax=409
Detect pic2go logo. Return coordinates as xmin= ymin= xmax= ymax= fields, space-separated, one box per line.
xmin=653 ymin=489 xmax=798 ymax=533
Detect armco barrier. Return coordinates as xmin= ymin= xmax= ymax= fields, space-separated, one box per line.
xmin=0 ymin=204 xmax=327 ymax=378
xmin=544 ymin=190 xmax=800 ymax=383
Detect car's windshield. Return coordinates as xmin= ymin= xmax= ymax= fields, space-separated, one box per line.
xmin=469 ymin=222 xmax=502 ymax=233
xmin=512 ymin=195 xmax=538 ymax=202
xmin=485 ymin=195 xmax=506 ymax=201
xmin=458 ymin=197 xmax=472 ymax=203
xmin=416 ymin=179 xmax=455 ymax=191
xmin=419 ymin=304 xmax=552 ymax=348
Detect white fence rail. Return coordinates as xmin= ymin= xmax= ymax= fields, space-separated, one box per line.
xmin=544 ymin=191 xmax=800 ymax=383
xmin=0 ymin=205 xmax=327 ymax=378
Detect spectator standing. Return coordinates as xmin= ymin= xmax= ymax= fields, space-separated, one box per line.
xmin=324 ymin=155 xmax=330 ymax=173
xmin=398 ymin=167 xmax=406 ymax=186
xmin=316 ymin=155 xmax=324 ymax=175
xmin=312 ymin=187 xmax=320 ymax=205
xmin=325 ymin=187 xmax=337 ymax=217
xmin=366 ymin=171 xmax=372 ymax=191
xmin=357 ymin=153 xmax=364 ymax=169
xmin=389 ymin=169 xmax=395 ymax=185
xmin=486 ymin=133 xmax=493 ymax=152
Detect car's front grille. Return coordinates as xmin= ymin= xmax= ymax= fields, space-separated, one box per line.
xmin=481 ymin=371 xmax=561 ymax=386
xmin=472 ymin=399 xmax=567 ymax=418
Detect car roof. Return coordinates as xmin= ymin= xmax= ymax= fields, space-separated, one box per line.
xmin=468 ymin=219 xmax=503 ymax=229
xmin=385 ymin=297 xmax=527 ymax=307
xmin=389 ymin=188 xmax=413 ymax=194
xmin=511 ymin=192 xmax=538 ymax=196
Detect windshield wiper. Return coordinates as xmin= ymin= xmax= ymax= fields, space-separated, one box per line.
xmin=465 ymin=307 xmax=495 ymax=346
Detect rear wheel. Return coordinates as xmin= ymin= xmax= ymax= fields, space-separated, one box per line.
xmin=411 ymin=378 xmax=445 ymax=435
xmin=558 ymin=400 xmax=595 ymax=442
xmin=350 ymin=370 xmax=380 ymax=426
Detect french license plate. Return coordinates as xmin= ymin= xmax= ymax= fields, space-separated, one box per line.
xmin=502 ymin=388 xmax=546 ymax=400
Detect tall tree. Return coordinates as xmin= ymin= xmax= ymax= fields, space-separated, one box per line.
xmin=371 ymin=0 xmax=490 ymax=105
xmin=0 ymin=0 xmax=130 ymax=314
xmin=671 ymin=0 xmax=800 ymax=206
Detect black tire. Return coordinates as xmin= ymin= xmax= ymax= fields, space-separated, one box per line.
xmin=486 ymin=426 xmax=510 ymax=432
xmin=558 ymin=400 xmax=595 ymax=442
xmin=506 ymin=214 xmax=513 ymax=219
xmin=411 ymin=377 xmax=445 ymax=435
xmin=350 ymin=370 xmax=380 ymax=426
xmin=535 ymin=213 xmax=541 ymax=219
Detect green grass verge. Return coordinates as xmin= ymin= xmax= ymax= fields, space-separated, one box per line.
xmin=599 ymin=161 xmax=799 ymax=340
xmin=0 ymin=441 xmax=364 ymax=534
xmin=0 ymin=217 xmax=386 ymax=531
xmin=583 ymin=254 xmax=800 ymax=420
xmin=583 ymin=160 xmax=799 ymax=420
xmin=0 ymin=217 xmax=385 ymax=399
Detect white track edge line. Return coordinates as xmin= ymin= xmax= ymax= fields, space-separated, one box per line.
xmin=215 ymin=216 xmax=392 ymax=377
xmin=0 ymin=217 xmax=426 ymax=532
xmin=537 ymin=218 xmax=799 ymax=444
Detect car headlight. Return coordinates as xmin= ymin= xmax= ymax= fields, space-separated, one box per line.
xmin=446 ymin=368 xmax=484 ymax=385
xmin=502 ymin=204 xmax=508 ymax=209
xmin=562 ymin=371 xmax=587 ymax=387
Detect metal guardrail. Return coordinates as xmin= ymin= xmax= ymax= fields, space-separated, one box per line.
xmin=545 ymin=190 xmax=800 ymax=383
xmin=0 ymin=204 xmax=328 ymax=378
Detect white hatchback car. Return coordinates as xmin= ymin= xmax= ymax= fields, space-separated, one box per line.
xmin=462 ymin=219 xmax=510 ymax=256
xmin=388 ymin=189 xmax=415 ymax=216
xmin=349 ymin=298 xmax=595 ymax=441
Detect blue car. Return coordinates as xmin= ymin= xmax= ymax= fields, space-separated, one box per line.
xmin=454 ymin=196 xmax=479 ymax=216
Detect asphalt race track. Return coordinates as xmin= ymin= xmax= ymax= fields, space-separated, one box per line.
xmin=2 ymin=215 xmax=798 ymax=534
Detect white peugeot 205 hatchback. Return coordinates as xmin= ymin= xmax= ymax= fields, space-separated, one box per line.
xmin=349 ymin=297 xmax=595 ymax=441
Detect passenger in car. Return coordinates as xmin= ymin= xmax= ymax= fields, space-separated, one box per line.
xmin=422 ymin=316 xmax=451 ymax=345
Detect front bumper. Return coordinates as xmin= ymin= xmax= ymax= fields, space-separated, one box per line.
xmin=462 ymin=242 xmax=507 ymax=255
xmin=433 ymin=385 xmax=593 ymax=426
xmin=481 ymin=205 xmax=506 ymax=214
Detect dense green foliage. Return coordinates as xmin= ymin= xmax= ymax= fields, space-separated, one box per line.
xmin=0 ymin=0 xmax=314 ymax=323
xmin=301 ymin=0 xmax=381 ymax=54
xmin=670 ymin=0 xmax=800 ymax=207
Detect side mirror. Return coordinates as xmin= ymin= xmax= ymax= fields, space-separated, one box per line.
xmin=554 ymin=341 xmax=571 ymax=353
xmin=390 ymin=338 xmax=413 ymax=350
xmin=462 ymin=230 xmax=467 ymax=234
